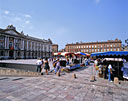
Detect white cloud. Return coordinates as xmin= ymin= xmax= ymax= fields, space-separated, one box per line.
xmin=95 ymin=0 xmax=100 ymax=4
xmin=14 ymin=17 xmax=22 ymax=22
xmin=4 ymin=10 xmax=9 ymax=15
xmin=1 ymin=9 xmax=34 ymax=35
xmin=24 ymin=14 xmax=31 ymax=18
xmin=25 ymin=20 xmax=30 ymax=24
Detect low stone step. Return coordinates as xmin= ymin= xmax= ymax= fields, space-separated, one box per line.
xmin=0 ymin=67 xmax=41 ymax=77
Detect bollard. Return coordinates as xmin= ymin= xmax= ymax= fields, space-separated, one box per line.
xmin=72 ymin=73 xmax=76 ymax=79
xmin=56 ymin=72 xmax=60 ymax=76
xmin=114 ymin=77 xmax=119 ymax=84
xmin=90 ymin=75 xmax=95 ymax=82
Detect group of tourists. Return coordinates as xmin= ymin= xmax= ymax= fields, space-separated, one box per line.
xmin=36 ymin=57 xmax=61 ymax=75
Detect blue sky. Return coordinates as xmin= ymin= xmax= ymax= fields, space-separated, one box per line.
xmin=0 ymin=0 xmax=128 ymax=49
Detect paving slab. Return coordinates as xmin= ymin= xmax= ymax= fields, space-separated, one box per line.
xmin=0 ymin=60 xmax=128 ymax=101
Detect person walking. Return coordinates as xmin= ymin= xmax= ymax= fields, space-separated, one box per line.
xmin=36 ymin=58 xmax=42 ymax=73
xmin=94 ymin=59 xmax=99 ymax=75
xmin=41 ymin=59 xmax=44 ymax=75
xmin=55 ymin=59 xmax=61 ymax=75
xmin=50 ymin=58 xmax=57 ymax=73
xmin=44 ymin=58 xmax=50 ymax=75
xmin=108 ymin=64 xmax=113 ymax=82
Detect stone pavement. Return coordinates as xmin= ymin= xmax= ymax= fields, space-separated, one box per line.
xmin=0 ymin=63 xmax=128 ymax=101
xmin=0 ymin=59 xmax=38 ymax=65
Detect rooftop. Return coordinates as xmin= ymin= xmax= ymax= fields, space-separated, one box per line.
xmin=66 ymin=39 xmax=121 ymax=46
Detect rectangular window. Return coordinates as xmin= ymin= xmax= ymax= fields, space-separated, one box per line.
xmin=0 ymin=42 xmax=4 ymax=48
xmin=0 ymin=51 xmax=4 ymax=56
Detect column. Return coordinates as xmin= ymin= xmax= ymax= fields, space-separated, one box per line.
xmin=4 ymin=36 xmax=6 ymax=49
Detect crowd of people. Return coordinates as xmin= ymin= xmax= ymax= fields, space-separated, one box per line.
xmin=36 ymin=57 xmax=62 ymax=75
xmin=36 ymin=56 xmax=128 ymax=81
xmin=36 ymin=56 xmax=91 ymax=76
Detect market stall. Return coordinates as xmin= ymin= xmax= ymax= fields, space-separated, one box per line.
xmin=53 ymin=52 xmax=61 ymax=56
xmin=91 ymin=51 xmax=128 ymax=80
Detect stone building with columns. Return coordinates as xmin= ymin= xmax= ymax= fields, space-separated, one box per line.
xmin=0 ymin=25 xmax=52 ymax=59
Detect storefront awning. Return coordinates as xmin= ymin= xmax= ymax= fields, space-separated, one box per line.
xmin=91 ymin=51 xmax=128 ymax=57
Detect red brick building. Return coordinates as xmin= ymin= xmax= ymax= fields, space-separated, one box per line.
xmin=52 ymin=44 xmax=58 ymax=53
xmin=65 ymin=39 xmax=122 ymax=54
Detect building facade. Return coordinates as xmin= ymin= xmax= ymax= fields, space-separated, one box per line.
xmin=0 ymin=25 xmax=52 ymax=59
xmin=52 ymin=44 xmax=58 ymax=53
xmin=65 ymin=39 xmax=122 ymax=53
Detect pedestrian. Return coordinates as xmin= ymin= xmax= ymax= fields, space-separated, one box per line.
xmin=41 ymin=59 xmax=44 ymax=75
xmin=66 ymin=58 xmax=69 ymax=65
xmin=94 ymin=59 xmax=99 ymax=73
xmin=121 ymin=59 xmax=128 ymax=80
xmin=108 ymin=64 xmax=113 ymax=82
xmin=36 ymin=58 xmax=42 ymax=73
xmin=55 ymin=59 xmax=61 ymax=75
xmin=50 ymin=58 xmax=57 ymax=73
xmin=93 ymin=59 xmax=99 ymax=80
xmin=44 ymin=58 xmax=50 ymax=75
